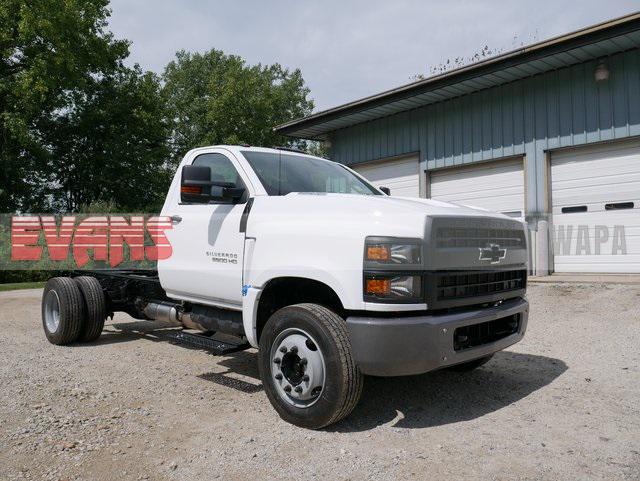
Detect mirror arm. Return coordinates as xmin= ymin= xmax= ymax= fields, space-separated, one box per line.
xmin=183 ymin=179 xmax=215 ymax=187
xmin=211 ymin=181 xmax=237 ymax=189
xmin=225 ymin=187 xmax=246 ymax=200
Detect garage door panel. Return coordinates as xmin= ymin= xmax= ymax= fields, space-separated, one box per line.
xmin=553 ymin=210 xmax=640 ymax=224
xmin=554 ymin=256 xmax=640 ymax=273
xmin=551 ymin=139 xmax=640 ymax=273
xmin=431 ymin=181 xmax=523 ymax=198
xmin=552 ymin=156 xmax=640 ymax=179
xmin=552 ymin=197 xmax=638 ymax=214
xmin=552 ymin=177 xmax=640 ymax=208
xmin=430 ymin=167 xmax=522 ymax=190
xmin=552 ymin=223 xmax=640 ymax=252
xmin=556 ymin=255 xmax=640 ymax=264
xmin=353 ymin=155 xmax=419 ymax=198
xmin=437 ymin=186 xmax=524 ymax=201
xmin=434 ymin=191 xmax=523 ymax=212
xmin=430 ymin=158 xmax=524 ymax=216
xmin=554 ymin=172 xmax=640 ymax=193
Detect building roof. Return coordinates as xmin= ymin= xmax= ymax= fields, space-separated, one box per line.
xmin=275 ymin=12 xmax=640 ymax=140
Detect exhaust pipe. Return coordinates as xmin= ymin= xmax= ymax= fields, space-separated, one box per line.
xmin=143 ymin=301 xmax=180 ymax=324
xmin=142 ymin=300 xmax=206 ymax=330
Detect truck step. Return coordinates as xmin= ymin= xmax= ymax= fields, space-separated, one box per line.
xmin=165 ymin=330 xmax=250 ymax=355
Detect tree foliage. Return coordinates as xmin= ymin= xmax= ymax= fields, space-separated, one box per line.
xmin=1 ymin=0 xmax=169 ymax=213
xmin=305 ymin=140 xmax=329 ymax=159
xmin=45 ymin=66 xmax=170 ymax=212
xmin=162 ymin=49 xmax=314 ymax=164
xmin=0 ymin=0 xmax=130 ymax=212
xmin=1 ymin=2 xmax=315 ymax=215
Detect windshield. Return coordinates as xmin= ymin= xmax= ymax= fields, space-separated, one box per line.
xmin=241 ymin=151 xmax=381 ymax=196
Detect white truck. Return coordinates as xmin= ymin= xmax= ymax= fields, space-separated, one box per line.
xmin=41 ymin=145 xmax=529 ymax=429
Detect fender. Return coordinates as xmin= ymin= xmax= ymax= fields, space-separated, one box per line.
xmin=241 ymin=269 xmax=354 ymax=348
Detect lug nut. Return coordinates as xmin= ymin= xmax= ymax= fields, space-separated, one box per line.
xmin=302 ymin=375 xmax=309 ymax=382
xmin=279 ymin=346 xmax=287 ymax=353
xmin=284 ymin=385 xmax=291 ymax=392
xmin=273 ymin=357 xmax=281 ymax=364
xmin=275 ymin=373 xmax=282 ymax=380
xmin=300 ymin=358 xmax=308 ymax=366
xmin=290 ymin=346 xmax=298 ymax=354
xmin=294 ymin=386 xmax=303 ymax=393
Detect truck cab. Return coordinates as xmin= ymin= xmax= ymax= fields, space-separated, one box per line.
xmin=42 ymin=145 xmax=529 ymax=429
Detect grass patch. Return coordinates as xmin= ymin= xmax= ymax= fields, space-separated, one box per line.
xmin=0 ymin=281 xmax=46 ymax=292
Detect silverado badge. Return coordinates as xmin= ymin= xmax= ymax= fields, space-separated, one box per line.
xmin=479 ymin=243 xmax=507 ymax=264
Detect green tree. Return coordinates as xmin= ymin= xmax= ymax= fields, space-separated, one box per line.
xmin=46 ymin=66 xmax=170 ymax=212
xmin=305 ymin=140 xmax=329 ymax=159
xmin=0 ymin=0 xmax=129 ymax=212
xmin=162 ymin=49 xmax=314 ymax=164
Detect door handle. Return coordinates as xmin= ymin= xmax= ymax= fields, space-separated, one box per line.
xmin=170 ymin=215 xmax=182 ymax=225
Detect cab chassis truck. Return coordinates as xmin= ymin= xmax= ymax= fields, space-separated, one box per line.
xmin=42 ymin=145 xmax=529 ymax=429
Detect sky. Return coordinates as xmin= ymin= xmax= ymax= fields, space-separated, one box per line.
xmin=108 ymin=0 xmax=640 ymax=112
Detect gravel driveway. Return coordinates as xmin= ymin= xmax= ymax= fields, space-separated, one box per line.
xmin=0 ymin=282 xmax=638 ymax=480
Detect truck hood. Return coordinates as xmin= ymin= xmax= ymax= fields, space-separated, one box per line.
xmin=284 ymin=193 xmax=516 ymax=221
xmin=295 ymin=193 xmax=511 ymax=218
xmin=249 ymin=193 xmax=520 ymax=240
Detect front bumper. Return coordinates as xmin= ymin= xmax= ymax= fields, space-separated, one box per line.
xmin=346 ymin=297 xmax=528 ymax=376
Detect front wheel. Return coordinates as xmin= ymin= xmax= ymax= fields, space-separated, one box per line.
xmin=258 ymin=303 xmax=363 ymax=429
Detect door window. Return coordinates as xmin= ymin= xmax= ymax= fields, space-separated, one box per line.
xmin=191 ymin=153 xmax=247 ymax=203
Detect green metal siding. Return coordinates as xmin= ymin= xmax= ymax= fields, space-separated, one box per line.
xmin=329 ymin=48 xmax=640 ymax=213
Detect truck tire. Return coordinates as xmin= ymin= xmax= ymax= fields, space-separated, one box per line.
xmin=258 ymin=303 xmax=363 ymax=429
xmin=73 ymin=276 xmax=106 ymax=342
xmin=41 ymin=277 xmax=85 ymax=345
xmin=449 ymin=354 xmax=494 ymax=372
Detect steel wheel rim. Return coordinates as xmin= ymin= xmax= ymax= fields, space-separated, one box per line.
xmin=44 ymin=290 xmax=61 ymax=333
xmin=270 ymin=328 xmax=326 ymax=408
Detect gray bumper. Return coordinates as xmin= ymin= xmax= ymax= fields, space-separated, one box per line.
xmin=346 ymin=297 xmax=529 ymax=377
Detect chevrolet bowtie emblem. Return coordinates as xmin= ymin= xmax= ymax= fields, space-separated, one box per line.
xmin=479 ymin=243 xmax=507 ymax=264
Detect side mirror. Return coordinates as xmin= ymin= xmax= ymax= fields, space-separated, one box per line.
xmin=181 ymin=165 xmax=214 ymax=203
xmin=181 ymin=165 xmax=245 ymax=204
xmin=379 ymin=186 xmax=391 ymax=196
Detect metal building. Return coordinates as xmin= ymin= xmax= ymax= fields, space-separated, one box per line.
xmin=276 ymin=13 xmax=640 ymax=275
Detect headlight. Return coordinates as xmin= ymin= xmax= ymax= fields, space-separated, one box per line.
xmin=363 ymin=236 xmax=423 ymax=303
xmin=364 ymin=237 xmax=421 ymax=265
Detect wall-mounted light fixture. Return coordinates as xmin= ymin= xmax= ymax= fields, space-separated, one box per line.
xmin=595 ymin=60 xmax=610 ymax=82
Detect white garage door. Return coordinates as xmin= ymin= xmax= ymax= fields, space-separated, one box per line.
xmin=429 ymin=158 xmax=525 ymax=218
xmin=551 ymin=139 xmax=640 ymax=273
xmin=352 ymin=155 xmax=420 ymax=197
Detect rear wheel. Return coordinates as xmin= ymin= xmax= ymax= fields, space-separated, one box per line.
xmin=42 ymin=277 xmax=85 ymax=345
xmin=258 ymin=303 xmax=363 ymax=429
xmin=73 ymin=276 xmax=106 ymax=342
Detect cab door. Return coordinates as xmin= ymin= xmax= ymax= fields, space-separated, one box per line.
xmin=159 ymin=150 xmax=251 ymax=309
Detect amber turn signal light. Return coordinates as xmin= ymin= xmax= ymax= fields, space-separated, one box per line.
xmin=181 ymin=185 xmax=201 ymax=194
xmin=365 ymin=278 xmax=391 ymax=295
xmin=366 ymin=245 xmax=390 ymax=261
